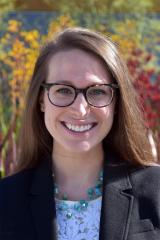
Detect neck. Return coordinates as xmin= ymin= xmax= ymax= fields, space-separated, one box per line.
xmin=52 ymin=142 xmax=104 ymax=200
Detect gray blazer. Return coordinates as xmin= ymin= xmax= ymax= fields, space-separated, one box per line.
xmin=0 ymin=150 xmax=160 ymax=240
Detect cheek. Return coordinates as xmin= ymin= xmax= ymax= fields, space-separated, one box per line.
xmin=43 ymin=103 xmax=57 ymax=133
xmin=103 ymin=110 xmax=115 ymax=137
xmin=98 ymin=105 xmax=115 ymax=136
xmin=43 ymin=102 xmax=64 ymax=136
xmin=97 ymin=104 xmax=115 ymax=122
xmin=44 ymin=111 xmax=53 ymax=136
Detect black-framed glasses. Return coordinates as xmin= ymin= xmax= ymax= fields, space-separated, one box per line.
xmin=41 ymin=83 xmax=119 ymax=108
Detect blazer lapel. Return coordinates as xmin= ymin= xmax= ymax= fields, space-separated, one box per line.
xmin=99 ymin=151 xmax=134 ymax=240
xmin=29 ymin=158 xmax=58 ymax=240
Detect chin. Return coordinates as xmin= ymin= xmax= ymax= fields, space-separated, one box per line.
xmin=62 ymin=141 xmax=94 ymax=153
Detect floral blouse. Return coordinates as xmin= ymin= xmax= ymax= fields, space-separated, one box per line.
xmin=55 ymin=196 xmax=102 ymax=240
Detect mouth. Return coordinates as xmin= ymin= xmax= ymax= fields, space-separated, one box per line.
xmin=61 ymin=121 xmax=98 ymax=133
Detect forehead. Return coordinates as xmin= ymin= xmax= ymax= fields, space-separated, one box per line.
xmin=47 ymin=48 xmax=112 ymax=86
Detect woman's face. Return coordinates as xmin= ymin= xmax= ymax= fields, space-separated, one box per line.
xmin=41 ymin=48 xmax=116 ymax=153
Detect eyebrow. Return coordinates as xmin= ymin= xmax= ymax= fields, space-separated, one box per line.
xmin=56 ymin=80 xmax=73 ymax=85
xmin=54 ymin=80 xmax=106 ymax=86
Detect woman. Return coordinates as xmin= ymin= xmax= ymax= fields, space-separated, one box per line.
xmin=0 ymin=27 xmax=160 ymax=240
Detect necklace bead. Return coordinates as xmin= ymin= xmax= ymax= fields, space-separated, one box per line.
xmin=66 ymin=212 xmax=72 ymax=219
xmin=53 ymin=170 xmax=103 ymax=218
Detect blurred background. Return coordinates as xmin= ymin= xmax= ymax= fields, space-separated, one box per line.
xmin=0 ymin=0 xmax=160 ymax=177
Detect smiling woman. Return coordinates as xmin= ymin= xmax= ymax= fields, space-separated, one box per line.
xmin=0 ymin=27 xmax=160 ymax=240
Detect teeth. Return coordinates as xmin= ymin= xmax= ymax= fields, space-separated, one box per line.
xmin=64 ymin=123 xmax=93 ymax=132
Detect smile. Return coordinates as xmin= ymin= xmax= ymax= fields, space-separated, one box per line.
xmin=61 ymin=122 xmax=97 ymax=133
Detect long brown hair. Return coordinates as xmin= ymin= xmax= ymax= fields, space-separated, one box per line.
xmin=15 ymin=27 xmax=157 ymax=172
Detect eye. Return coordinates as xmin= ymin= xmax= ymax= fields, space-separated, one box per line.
xmin=89 ymin=89 xmax=106 ymax=96
xmin=56 ymin=88 xmax=73 ymax=95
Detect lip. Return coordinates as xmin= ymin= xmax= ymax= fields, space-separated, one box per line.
xmin=61 ymin=121 xmax=97 ymax=126
xmin=60 ymin=121 xmax=98 ymax=136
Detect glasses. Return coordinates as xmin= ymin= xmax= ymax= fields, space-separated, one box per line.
xmin=41 ymin=83 xmax=119 ymax=108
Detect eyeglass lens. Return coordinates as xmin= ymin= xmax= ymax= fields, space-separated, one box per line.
xmin=48 ymin=84 xmax=113 ymax=107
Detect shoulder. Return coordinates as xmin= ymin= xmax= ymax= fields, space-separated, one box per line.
xmin=0 ymin=169 xmax=37 ymax=233
xmin=129 ymin=164 xmax=160 ymax=183
xmin=129 ymin=165 xmax=160 ymax=196
xmin=0 ymin=168 xmax=34 ymax=197
xmin=0 ymin=168 xmax=36 ymax=223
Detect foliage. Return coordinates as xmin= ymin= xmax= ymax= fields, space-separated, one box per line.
xmin=0 ymin=0 xmax=15 ymax=12
xmin=0 ymin=0 xmax=159 ymax=13
xmin=110 ymin=0 xmax=153 ymax=13
xmin=0 ymin=19 xmax=42 ymax=176
xmin=16 ymin=0 xmax=159 ymax=13
xmin=46 ymin=15 xmax=76 ymax=40
xmin=128 ymin=49 xmax=160 ymax=131
xmin=0 ymin=20 xmax=40 ymax=117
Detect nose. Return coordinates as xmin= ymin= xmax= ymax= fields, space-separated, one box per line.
xmin=70 ymin=93 xmax=90 ymax=118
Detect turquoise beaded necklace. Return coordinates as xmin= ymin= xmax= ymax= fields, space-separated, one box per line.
xmin=53 ymin=170 xmax=103 ymax=219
